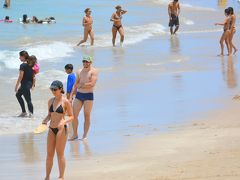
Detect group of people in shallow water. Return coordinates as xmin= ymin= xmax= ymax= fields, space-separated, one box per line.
xmin=215 ymin=7 xmax=238 ymax=56
xmin=76 ymin=1 xmax=180 ymax=47
xmin=15 ymin=50 xmax=97 ymax=180
xmin=20 ymin=14 xmax=56 ymax=24
xmin=76 ymin=5 xmax=127 ymax=47
xmin=0 ymin=14 xmax=56 ymax=24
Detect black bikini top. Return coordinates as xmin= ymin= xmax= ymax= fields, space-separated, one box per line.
xmin=49 ymin=98 xmax=64 ymax=114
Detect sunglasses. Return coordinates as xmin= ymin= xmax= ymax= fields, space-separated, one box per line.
xmin=82 ymin=60 xmax=90 ymax=63
xmin=50 ymin=88 xmax=58 ymax=91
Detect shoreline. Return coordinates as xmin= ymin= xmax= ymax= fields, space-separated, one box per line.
xmin=65 ymin=99 xmax=240 ymax=180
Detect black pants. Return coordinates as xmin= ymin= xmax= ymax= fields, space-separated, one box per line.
xmin=16 ymin=86 xmax=33 ymax=114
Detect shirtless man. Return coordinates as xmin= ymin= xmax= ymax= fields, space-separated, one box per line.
xmin=110 ymin=5 xmax=127 ymax=47
xmin=168 ymin=0 xmax=180 ymax=35
xmin=69 ymin=55 xmax=98 ymax=141
xmin=77 ymin=8 xmax=94 ymax=46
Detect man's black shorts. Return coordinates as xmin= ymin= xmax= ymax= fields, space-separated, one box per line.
xmin=169 ymin=14 xmax=179 ymax=27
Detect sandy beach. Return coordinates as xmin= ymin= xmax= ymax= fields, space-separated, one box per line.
xmin=65 ymin=100 xmax=240 ymax=180
xmin=2 ymin=99 xmax=240 ymax=180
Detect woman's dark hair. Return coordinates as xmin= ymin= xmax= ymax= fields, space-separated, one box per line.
xmin=84 ymin=8 xmax=91 ymax=13
xmin=115 ymin=5 xmax=122 ymax=10
xmin=5 ymin=16 xmax=9 ymax=20
xmin=224 ymin=8 xmax=230 ymax=15
xmin=23 ymin=14 xmax=28 ymax=23
xmin=228 ymin=7 xmax=234 ymax=15
xmin=19 ymin=50 xmax=29 ymax=60
xmin=27 ymin=55 xmax=37 ymax=67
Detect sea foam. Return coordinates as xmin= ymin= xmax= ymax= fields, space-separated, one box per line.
xmin=94 ymin=23 xmax=166 ymax=47
xmin=0 ymin=42 xmax=74 ymax=69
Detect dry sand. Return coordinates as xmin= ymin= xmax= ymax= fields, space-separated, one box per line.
xmin=66 ymin=101 xmax=240 ymax=180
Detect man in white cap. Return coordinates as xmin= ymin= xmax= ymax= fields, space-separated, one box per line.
xmin=69 ymin=55 xmax=98 ymax=141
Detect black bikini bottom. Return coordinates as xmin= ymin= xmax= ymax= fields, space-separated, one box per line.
xmin=49 ymin=125 xmax=67 ymax=135
xmin=113 ymin=24 xmax=123 ymax=30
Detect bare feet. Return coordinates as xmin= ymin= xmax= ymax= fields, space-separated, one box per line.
xmin=217 ymin=53 xmax=224 ymax=56
xmin=80 ymin=137 xmax=87 ymax=141
xmin=233 ymin=48 xmax=238 ymax=55
xmin=17 ymin=112 xmax=28 ymax=117
xmin=68 ymin=135 xmax=78 ymax=141
xmin=44 ymin=177 xmax=49 ymax=180
xmin=80 ymin=134 xmax=87 ymax=141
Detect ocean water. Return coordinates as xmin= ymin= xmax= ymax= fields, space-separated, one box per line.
xmin=0 ymin=0 xmax=239 ymax=138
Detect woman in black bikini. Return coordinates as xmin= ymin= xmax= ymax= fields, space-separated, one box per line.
xmin=42 ymin=80 xmax=73 ymax=180
xmin=215 ymin=8 xmax=231 ymax=56
xmin=110 ymin=5 xmax=127 ymax=46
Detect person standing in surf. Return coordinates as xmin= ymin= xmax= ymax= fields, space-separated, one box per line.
xmin=228 ymin=7 xmax=238 ymax=55
xmin=3 ymin=0 xmax=10 ymax=8
xmin=77 ymin=8 xmax=94 ymax=46
xmin=215 ymin=8 xmax=231 ymax=56
xmin=15 ymin=51 xmax=35 ymax=117
xmin=69 ymin=55 xmax=98 ymax=141
xmin=42 ymin=80 xmax=73 ymax=180
xmin=110 ymin=5 xmax=127 ymax=47
xmin=168 ymin=0 xmax=180 ymax=35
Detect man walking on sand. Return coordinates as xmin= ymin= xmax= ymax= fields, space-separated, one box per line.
xmin=69 ymin=55 xmax=98 ymax=141
xmin=168 ymin=0 xmax=180 ymax=35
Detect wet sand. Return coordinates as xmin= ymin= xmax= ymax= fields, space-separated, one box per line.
xmin=2 ymin=100 xmax=240 ymax=180
xmin=65 ymin=100 xmax=240 ymax=180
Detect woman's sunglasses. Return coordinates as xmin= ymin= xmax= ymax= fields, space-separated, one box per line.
xmin=50 ymin=88 xmax=58 ymax=91
xmin=82 ymin=60 xmax=90 ymax=63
